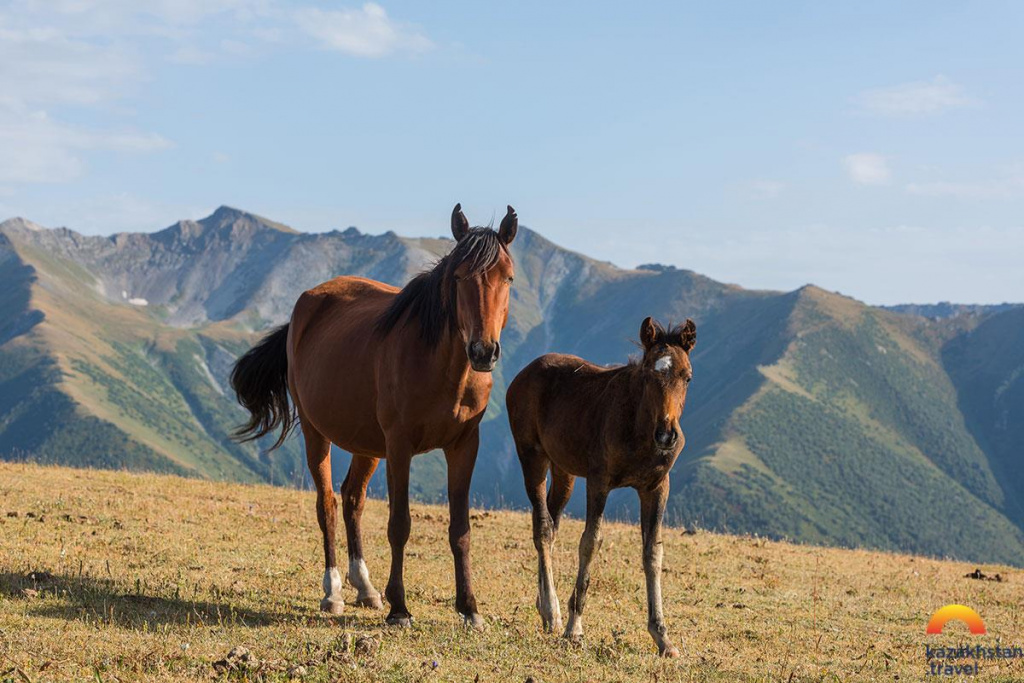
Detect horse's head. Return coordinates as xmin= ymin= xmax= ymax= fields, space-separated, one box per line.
xmin=449 ymin=203 xmax=517 ymax=372
xmin=637 ymin=316 xmax=697 ymax=452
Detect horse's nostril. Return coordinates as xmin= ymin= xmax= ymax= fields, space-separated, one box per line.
xmin=654 ymin=427 xmax=678 ymax=448
xmin=492 ymin=341 xmax=501 ymax=361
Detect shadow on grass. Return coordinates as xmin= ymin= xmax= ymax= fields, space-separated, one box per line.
xmin=0 ymin=571 xmax=383 ymax=630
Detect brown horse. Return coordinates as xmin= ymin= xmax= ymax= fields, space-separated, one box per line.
xmin=230 ymin=204 xmax=518 ymax=628
xmin=506 ymin=316 xmax=696 ymax=656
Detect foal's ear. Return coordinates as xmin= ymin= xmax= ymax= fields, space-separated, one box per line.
xmin=640 ymin=316 xmax=661 ymax=350
xmin=498 ymin=205 xmax=518 ymax=245
xmin=451 ymin=203 xmax=470 ymax=241
xmin=680 ymin=318 xmax=697 ymax=352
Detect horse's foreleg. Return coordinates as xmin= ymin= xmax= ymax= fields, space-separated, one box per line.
xmin=384 ymin=445 xmax=413 ymax=627
xmin=444 ymin=428 xmax=483 ymax=629
xmin=303 ymin=423 xmax=344 ymax=615
xmin=640 ymin=478 xmax=679 ymax=658
xmin=518 ymin=445 xmax=560 ymax=633
xmin=563 ymin=483 xmax=608 ymax=643
xmin=342 ymin=454 xmax=383 ymax=609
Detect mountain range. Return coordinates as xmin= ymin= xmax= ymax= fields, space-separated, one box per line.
xmin=1 ymin=206 xmax=1021 ymax=566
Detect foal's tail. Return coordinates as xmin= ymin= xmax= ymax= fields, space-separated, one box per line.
xmin=230 ymin=324 xmax=296 ymax=450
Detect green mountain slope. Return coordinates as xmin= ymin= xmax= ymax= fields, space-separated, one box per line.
xmin=942 ymin=306 xmax=1024 ymax=528
xmin=0 ymin=208 xmax=1021 ymax=566
xmin=674 ymin=288 xmax=1024 ymax=565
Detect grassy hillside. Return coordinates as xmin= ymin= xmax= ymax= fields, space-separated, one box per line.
xmin=1 ymin=463 xmax=1022 ymax=682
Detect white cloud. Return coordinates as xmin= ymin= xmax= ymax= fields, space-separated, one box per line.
xmin=843 ymin=153 xmax=891 ymax=186
xmin=0 ymin=27 xmax=142 ymax=107
xmin=295 ymin=3 xmax=432 ymax=58
xmin=0 ymin=110 xmax=172 ymax=183
xmin=0 ymin=2 xmax=432 ymax=185
xmin=748 ymin=179 xmax=785 ymax=199
xmin=854 ymin=76 xmax=977 ymax=117
xmin=906 ymin=175 xmax=1024 ymax=200
xmin=167 ymin=44 xmax=216 ymax=64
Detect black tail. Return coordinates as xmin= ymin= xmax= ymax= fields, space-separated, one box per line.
xmin=230 ymin=324 xmax=296 ymax=450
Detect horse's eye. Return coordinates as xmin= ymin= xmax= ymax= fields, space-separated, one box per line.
xmin=507 ymin=277 xmax=515 ymax=284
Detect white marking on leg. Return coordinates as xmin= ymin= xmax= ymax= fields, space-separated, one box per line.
xmin=537 ymin=550 xmax=562 ymax=632
xmin=654 ymin=355 xmax=672 ymax=373
xmin=323 ymin=566 xmax=343 ymax=601
xmin=320 ymin=566 xmax=345 ymax=614
xmin=347 ymin=558 xmax=379 ymax=599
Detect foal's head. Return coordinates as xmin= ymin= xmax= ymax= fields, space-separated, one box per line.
xmin=637 ymin=316 xmax=697 ymax=452
xmin=449 ymin=204 xmax=517 ymax=371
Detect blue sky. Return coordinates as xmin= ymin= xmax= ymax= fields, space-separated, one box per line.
xmin=1 ymin=1 xmax=1021 ymax=304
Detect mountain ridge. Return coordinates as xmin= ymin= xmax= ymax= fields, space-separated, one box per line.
xmin=1 ymin=207 xmax=1021 ymax=566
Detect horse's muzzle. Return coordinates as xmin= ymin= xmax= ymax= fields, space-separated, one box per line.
xmin=467 ymin=340 xmax=500 ymax=372
xmin=654 ymin=425 xmax=679 ymax=450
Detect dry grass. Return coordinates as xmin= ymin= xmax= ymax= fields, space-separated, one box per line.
xmin=1 ymin=463 xmax=1022 ymax=682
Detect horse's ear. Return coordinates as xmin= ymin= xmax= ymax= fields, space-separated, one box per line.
xmin=451 ymin=203 xmax=470 ymax=241
xmin=680 ymin=318 xmax=697 ymax=352
xmin=498 ymin=205 xmax=518 ymax=244
xmin=640 ymin=316 xmax=661 ymax=350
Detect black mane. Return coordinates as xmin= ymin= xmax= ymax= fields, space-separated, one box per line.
xmin=375 ymin=228 xmax=508 ymax=347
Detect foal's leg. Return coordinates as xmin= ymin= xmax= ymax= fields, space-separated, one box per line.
xmin=384 ymin=445 xmax=414 ymax=626
xmin=303 ymin=423 xmax=344 ymax=615
xmin=444 ymin=428 xmax=483 ymax=629
xmin=518 ymin=446 xmax=560 ymax=632
xmin=639 ymin=479 xmax=679 ymax=657
xmin=547 ymin=464 xmax=575 ymax=534
xmin=341 ymin=454 xmax=383 ymax=609
xmin=563 ymin=484 xmax=608 ymax=642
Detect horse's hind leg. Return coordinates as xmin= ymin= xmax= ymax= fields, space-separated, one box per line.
xmin=302 ymin=420 xmax=344 ymax=615
xmin=547 ymin=464 xmax=575 ymax=535
xmin=341 ymin=454 xmax=383 ymax=609
xmin=518 ymin=442 xmax=561 ymax=633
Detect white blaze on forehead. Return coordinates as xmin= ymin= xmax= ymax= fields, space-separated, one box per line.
xmin=654 ymin=355 xmax=672 ymax=373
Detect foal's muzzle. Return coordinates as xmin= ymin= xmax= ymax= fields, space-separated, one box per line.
xmin=654 ymin=425 xmax=679 ymax=450
xmin=467 ymin=340 xmax=500 ymax=372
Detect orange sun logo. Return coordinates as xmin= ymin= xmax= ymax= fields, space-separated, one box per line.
xmin=926 ymin=605 xmax=986 ymax=635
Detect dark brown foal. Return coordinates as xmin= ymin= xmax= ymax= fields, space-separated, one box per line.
xmin=506 ymin=316 xmax=697 ymax=656
xmin=232 ymin=204 xmax=518 ymax=628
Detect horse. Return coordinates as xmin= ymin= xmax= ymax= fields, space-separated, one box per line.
xmin=505 ymin=316 xmax=697 ymax=657
xmin=230 ymin=204 xmax=518 ymax=628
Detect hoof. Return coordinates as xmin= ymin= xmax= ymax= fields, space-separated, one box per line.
xmin=320 ymin=597 xmax=345 ymax=615
xmin=386 ymin=612 xmax=413 ymax=628
xmin=562 ymin=631 xmax=584 ymax=647
xmin=660 ymin=645 xmax=680 ymax=658
xmin=355 ymin=594 xmax=384 ymax=610
xmin=541 ymin=618 xmax=562 ymax=634
xmin=462 ymin=612 xmax=485 ymax=631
